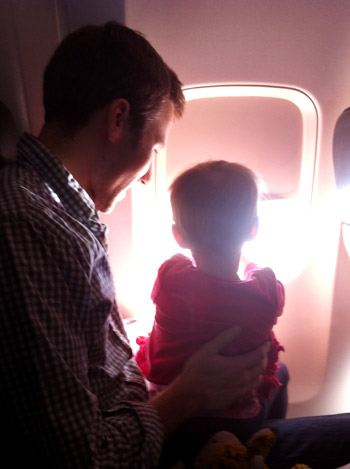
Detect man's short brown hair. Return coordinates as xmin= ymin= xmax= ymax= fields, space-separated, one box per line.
xmin=43 ymin=21 xmax=185 ymax=138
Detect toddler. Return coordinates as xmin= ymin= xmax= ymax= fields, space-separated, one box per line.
xmin=136 ymin=160 xmax=285 ymax=436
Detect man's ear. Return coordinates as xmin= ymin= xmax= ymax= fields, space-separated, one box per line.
xmin=172 ymin=224 xmax=189 ymax=249
xmin=248 ymin=216 xmax=259 ymax=241
xmin=107 ymin=98 xmax=130 ymax=143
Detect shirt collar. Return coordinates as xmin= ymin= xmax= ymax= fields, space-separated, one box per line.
xmin=18 ymin=132 xmax=108 ymax=244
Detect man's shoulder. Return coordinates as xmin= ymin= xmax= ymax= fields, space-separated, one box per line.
xmin=0 ymin=163 xmax=49 ymax=219
xmin=0 ymin=163 xmax=73 ymax=244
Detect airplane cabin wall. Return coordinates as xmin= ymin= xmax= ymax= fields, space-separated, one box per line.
xmin=0 ymin=0 xmax=124 ymax=135
xmin=0 ymin=0 xmax=349 ymax=419
xmin=121 ymin=0 xmax=350 ymax=418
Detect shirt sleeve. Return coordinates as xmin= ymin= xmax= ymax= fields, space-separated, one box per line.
xmin=244 ymin=262 xmax=285 ymax=319
xmin=0 ymin=215 xmax=163 ymax=468
xmin=244 ymin=263 xmax=285 ymax=399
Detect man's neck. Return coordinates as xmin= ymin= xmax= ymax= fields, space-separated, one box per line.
xmin=37 ymin=117 xmax=103 ymax=197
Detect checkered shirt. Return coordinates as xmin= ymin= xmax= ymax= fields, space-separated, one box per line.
xmin=0 ymin=133 xmax=163 ymax=468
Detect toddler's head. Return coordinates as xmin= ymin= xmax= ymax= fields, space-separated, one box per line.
xmin=170 ymin=160 xmax=259 ymax=253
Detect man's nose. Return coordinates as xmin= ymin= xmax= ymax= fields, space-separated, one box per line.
xmin=139 ymin=164 xmax=152 ymax=185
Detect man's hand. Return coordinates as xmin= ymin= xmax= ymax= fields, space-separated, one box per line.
xmin=149 ymin=326 xmax=269 ymax=438
xmin=180 ymin=326 xmax=269 ymax=410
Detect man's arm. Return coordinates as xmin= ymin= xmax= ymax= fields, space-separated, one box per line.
xmin=149 ymin=326 xmax=269 ymax=438
xmin=0 ymin=216 xmax=163 ymax=467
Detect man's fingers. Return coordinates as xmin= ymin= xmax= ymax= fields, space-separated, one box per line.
xmin=183 ymin=328 xmax=270 ymax=412
xmin=225 ymin=340 xmax=270 ymax=371
xmin=244 ymin=362 xmax=265 ymax=389
xmin=200 ymin=326 xmax=241 ymax=354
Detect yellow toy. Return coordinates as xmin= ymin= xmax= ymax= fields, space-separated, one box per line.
xmin=194 ymin=429 xmax=311 ymax=469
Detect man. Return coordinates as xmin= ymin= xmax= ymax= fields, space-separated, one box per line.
xmin=0 ymin=22 xmax=267 ymax=467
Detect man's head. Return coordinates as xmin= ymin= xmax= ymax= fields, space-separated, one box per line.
xmin=43 ymin=21 xmax=184 ymax=140
xmin=40 ymin=22 xmax=185 ymax=213
xmin=170 ymin=160 xmax=259 ymax=252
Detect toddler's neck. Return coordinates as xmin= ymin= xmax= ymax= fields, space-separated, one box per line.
xmin=192 ymin=248 xmax=241 ymax=281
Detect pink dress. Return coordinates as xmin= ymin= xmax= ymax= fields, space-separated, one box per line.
xmin=136 ymin=254 xmax=285 ymax=418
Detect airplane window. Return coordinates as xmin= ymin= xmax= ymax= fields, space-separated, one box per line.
xmin=166 ymin=92 xmax=302 ymax=195
xmin=333 ymin=107 xmax=350 ymax=225
xmin=150 ymin=85 xmax=318 ymax=284
xmin=333 ymin=107 xmax=350 ymax=256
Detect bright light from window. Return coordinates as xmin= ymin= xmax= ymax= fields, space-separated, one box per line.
xmin=241 ymin=198 xmax=310 ymax=283
xmin=127 ymin=85 xmax=318 ymax=323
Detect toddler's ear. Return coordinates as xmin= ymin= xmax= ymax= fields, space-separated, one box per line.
xmin=248 ymin=216 xmax=259 ymax=241
xmin=172 ymin=224 xmax=189 ymax=248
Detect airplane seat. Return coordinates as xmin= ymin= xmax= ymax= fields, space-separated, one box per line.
xmin=0 ymin=100 xmax=18 ymax=168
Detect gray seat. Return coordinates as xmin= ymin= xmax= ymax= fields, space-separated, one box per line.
xmin=0 ymin=100 xmax=18 ymax=167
